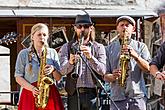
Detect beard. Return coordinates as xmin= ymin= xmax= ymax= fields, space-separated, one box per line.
xmin=81 ymin=31 xmax=90 ymax=40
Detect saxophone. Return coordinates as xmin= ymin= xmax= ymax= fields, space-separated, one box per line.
xmin=118 ymin=30 xmax=130 ymax=87
xmin=35 ymin=45 xmax=54 ymax=108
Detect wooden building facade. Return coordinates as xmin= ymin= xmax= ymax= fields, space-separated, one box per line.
xmin=0 ymin=11 xmax=159 ymax=105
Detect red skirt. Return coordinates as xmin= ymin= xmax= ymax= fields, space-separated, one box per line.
xmin=18 ymin=82 xmax=64 ymax=110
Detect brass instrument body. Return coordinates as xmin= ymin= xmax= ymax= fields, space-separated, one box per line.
xmin=118 ymin=32 xmax=130 ymax=87
xmin=35 ymin=45 xmax=54 ymax=109
xmin=119 ymin=54 xmax=130 ymax=87
xmin=71 ymin=32 xmax=84 ymax=79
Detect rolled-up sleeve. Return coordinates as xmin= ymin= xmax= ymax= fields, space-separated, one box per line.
xmin=53 ymin=49 xmax=60 ymax=72
xmin=150 ymin=42 xmax=165 ymax=70
xmin=88 ymin=43 xmax=106 ymax=75
xmin=59 ymin=43 xmax=74 ymax=75
xmin=14 ymin=50 xmax=26 ymax=77
xmin=141 ymin=43 xmax=151 ymax=62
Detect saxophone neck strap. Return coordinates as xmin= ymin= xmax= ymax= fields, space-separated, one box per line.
xmin=33 ymin=45 xmax=41 ymax=64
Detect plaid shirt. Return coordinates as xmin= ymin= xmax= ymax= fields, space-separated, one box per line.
xmin=59 ymin=41 xmax=106 ymax=88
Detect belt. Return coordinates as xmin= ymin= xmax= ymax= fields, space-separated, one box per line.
xmin=78 ymin=87 xmax=96 ymax=94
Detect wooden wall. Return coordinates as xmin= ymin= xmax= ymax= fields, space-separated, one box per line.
xmin=0 ymin=17 xmax=140 ymax=92
xmin=16 ymin=17 xmax=117 ymax=52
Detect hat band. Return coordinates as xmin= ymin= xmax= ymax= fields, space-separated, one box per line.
xmin=75 ymin=20 xmax=92 ymax=24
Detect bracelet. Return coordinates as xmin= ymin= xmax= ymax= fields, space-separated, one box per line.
xmin=155 ymin=71 xmax=161 ymax=77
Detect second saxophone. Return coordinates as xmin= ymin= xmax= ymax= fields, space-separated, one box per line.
xmin=118 ymin=30 xmax=130 ymax=87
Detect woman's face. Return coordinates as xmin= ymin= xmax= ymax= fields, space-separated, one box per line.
xmin=32 ymin=27 xmax=49 ymax=46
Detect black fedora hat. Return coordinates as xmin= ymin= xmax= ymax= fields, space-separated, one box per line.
xmin=74 ymin=14 xmax=93 ymax=25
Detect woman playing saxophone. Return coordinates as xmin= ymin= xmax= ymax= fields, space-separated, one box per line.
xmin=15 ymin=23 xmax=64 ymax=110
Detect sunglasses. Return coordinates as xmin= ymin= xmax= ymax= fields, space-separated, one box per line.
xmin=75 ymin=25 xmax=91 ymax=29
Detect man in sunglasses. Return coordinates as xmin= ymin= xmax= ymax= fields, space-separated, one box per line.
xmin=59 ymin=14 xmax=106 ymax=110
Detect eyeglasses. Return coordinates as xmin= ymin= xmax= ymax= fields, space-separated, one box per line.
xmin=76 ymin=25 xmax=90 ymax=29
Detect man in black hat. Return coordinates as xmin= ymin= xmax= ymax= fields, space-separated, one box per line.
xmin=59 ymin=14 xmax=106 ymax=110
xmin=104 ymin=16 xmax=151 ymax=110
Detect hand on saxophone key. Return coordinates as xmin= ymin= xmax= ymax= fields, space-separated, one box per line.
xmin=112 ymin=69 xmax=121 ymax=80
xmin=127 ymin=45 xmax=139 ymax=60
xmin=121 ymin=44 xmax=130 ymax=54
xmin=121 ymin=45 xmax=139 ymax=58
xmin=44 ymin=65 xmax=55 ymax=75
xmin=31 ymin=86 xmax=39 ymax=97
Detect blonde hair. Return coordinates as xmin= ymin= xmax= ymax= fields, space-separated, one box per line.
xmin=31 ymin=23 xmax=49 ymax=42
xmin=28 ymin=23 xmax=49 ymax=74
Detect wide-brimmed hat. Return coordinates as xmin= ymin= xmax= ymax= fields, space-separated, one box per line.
xmin=74 ymin=14 xmax=93 ymax=25
xmin=116 ymin=16 xmax=135 ymax=26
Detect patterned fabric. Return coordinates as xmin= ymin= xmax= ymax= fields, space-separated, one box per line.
xmin=59 ymin=41 xmax=106 ymax=88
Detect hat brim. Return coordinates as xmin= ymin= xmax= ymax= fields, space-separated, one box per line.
xmin=73 ymin=23 xmax=93 ymax=25
xmin=117 ymin=18 xmax=135 ymax=26
xmin=73 ymin=23 xmax=93 ymax=26
xmin=116 ymin=16 xmax=135 ymax=26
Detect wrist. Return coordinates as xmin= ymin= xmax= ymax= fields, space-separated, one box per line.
xmin=31 ymin=86 xmax=35 ymax=91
